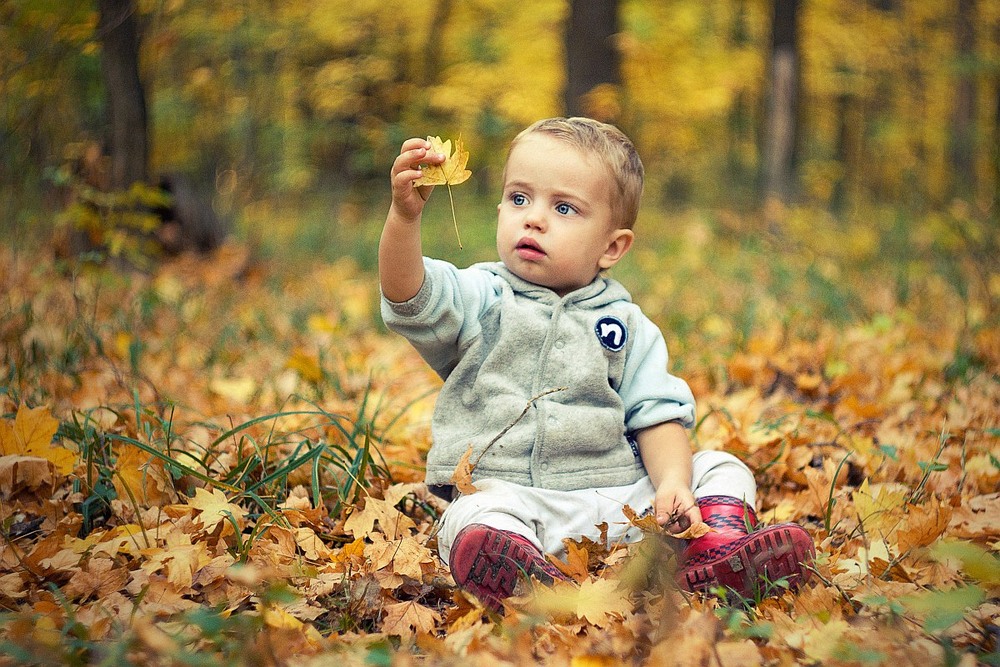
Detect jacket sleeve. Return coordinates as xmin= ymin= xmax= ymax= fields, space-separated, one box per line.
xmin=619 ymin=312 xmax=696 ymax=431
xmin=380 ymin=258 xmax=496 ymax=379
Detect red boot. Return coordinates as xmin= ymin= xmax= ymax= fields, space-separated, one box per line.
xmin=449 ymin=524 xmax=567 ymax=611
xmin=677 ymin=496 xmax=815 ymax=600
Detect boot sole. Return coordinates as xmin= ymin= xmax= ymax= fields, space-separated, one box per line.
xmin=678 ymin=524 xmax=815 ymax=601
xmin=449 ymin=525 xmax=560 ymax=610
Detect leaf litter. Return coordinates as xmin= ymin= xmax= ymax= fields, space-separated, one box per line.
xmin=0 ymin=241 xmax=997 ymax=665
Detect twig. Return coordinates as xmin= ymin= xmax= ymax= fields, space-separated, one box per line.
xmin=471 ymin=387 xmax=567 ymax=468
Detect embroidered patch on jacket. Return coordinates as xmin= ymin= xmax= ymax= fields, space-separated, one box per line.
xmin=595 ymin=315 xmax=628 ymax=352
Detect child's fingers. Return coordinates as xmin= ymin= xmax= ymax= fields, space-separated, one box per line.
xmin=394 ymin=139 xmax=444 ymax=175
xmin=684 ymin=504 xmax=704 ymax=529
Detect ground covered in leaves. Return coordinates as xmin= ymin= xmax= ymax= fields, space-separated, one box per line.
xmin=0 ymin=228 xmax=998 ymax=665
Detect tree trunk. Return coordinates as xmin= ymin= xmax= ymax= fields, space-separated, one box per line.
xmin=564 ymin=0 xmax=620 ymax=119
xmin=949 ymin=0 xmax=976 ymax=197
xmin=98 ymin=0 xmax=148 ymax=190
xmin=761 ymin=0 xmax=800 ymax=202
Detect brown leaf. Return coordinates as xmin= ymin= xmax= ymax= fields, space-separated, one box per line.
xmin=897 ymin=496 xmax=952 ymax=552
xmin=64 ymin=557 xmax=128 ymax=602
xmin=0 ymin=455 xmax=55 ymax=498
xmin=381 ymin=600 xmax=441 ymax=640
xmin=622 ymin=504 xmax=662 ymax=534
xmin=670 ymin=522 xmax=712 ymax=540
xmin=450 ymin=445 xmax=478 ymax=495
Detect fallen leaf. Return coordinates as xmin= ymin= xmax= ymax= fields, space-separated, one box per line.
xmin=188 ymin=487 xmax=247 ymax=536
xmin=0 ymin=455 xmax=55 ymax=497
xmin=527 ymin=578 xmax=631 ymax=627
xmin=0 ymin=405 xmax=75 ymax=474
xmin=344 ymin=496 xmax=416 ymax=541
xmin=113 ymin=444 xmax=176 ymax=506
xmin=64 ymin=557 xmax=128 ymax=602
xmin=671 ymin=522 xmax=712 ymax=540
xmin=381 ymin=600 xmax=441 ymax=640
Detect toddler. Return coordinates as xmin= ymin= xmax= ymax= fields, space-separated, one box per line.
xmin=379 ymin=117 xmax=814 ymax=610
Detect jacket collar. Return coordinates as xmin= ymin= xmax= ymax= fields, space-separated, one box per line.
xmin=475 ymin=262 xmax=632 ymax=307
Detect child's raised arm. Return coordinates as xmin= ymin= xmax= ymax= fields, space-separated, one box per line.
xmin=379 ymin=138 xmax=444 ymax=303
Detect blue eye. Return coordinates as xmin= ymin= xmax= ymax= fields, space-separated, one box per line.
xmin=511 ymin=193 xmax=527 ymax=206
xmin=555 ymin=202 xmax=575 ymax=215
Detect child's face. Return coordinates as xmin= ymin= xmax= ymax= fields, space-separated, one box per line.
xmin=496 ymin=133 xmax=633 ymax=296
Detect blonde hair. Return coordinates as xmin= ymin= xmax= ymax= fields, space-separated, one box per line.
xmin=507 ymin=117 xmax=644 ymax=230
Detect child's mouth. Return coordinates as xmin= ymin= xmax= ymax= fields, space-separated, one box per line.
xmin=515 ymin=237 xmax=545 ymax=260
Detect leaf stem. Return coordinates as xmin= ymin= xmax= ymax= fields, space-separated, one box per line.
xmin=446 ymin=184 xmax=463 ymax=249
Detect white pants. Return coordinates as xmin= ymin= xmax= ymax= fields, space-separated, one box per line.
xmin=436 ymin=450 xmax=756 ymax=562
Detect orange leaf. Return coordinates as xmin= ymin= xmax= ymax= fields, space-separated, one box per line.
xmin=113 ymin=444 xmax=176 ymax=506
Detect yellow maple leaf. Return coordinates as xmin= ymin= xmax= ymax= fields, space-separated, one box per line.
xmin=188 ymin=487 xmax=247 ymax=536
xmin=413 ymin=136 xmax=472 ymax=188
xmin=853 ymin=479 xmax=907 ymax=539
xmin=527 ymin=577 xmax=631 ymax=627
xmin=344 ymin=497 xmax=416 ymax=541
xmin=412 ymin=135 xmax=472 ymax=249
xmin=381 ymin=600 xmax=441 ymax=640
xmin=0 ymin=405 xmax=75 ymax=475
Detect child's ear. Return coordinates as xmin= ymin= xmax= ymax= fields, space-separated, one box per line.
xmin=598 ymin=228 xmax=634 ymax=269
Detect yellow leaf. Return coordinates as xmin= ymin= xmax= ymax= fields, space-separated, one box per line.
xmin=286 ymin=348 xmax=323 ymax=383
xmin=208 ymin=376 xmax=257 ymax=404
xmin=573 ymin=578 xmax=632 ymax=626
xmin=853 ymin=479 xmax=907 ymax=538
xmin=344 ymin=491 xmax=417 ymax=540
xmin=527 ymin=577 xmax=631 ymax=627
xmin=0 ymin=405 xmax=74 ymax=475
xmin=413 ymin=136 xmax=472 ymax=187
xmin=188 ymin=487 xmax=247 ymax=535
xmin=413 ymin=135 xmax=472 ymax=248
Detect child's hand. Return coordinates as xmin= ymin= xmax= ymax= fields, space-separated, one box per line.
xmin=653 ymin=481 xmax=704 ymax=535
xmin=390 ymin=138 xmax=445 ymax=223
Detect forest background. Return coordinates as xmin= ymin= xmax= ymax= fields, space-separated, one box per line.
xmin=1 ymin=0 xmax=999 ymax=665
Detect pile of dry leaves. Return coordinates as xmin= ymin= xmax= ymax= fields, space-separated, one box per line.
xmin=0 ymin=242 xmax=997 ymax=665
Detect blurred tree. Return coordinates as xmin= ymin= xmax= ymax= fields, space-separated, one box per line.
xmin=97 ymin=0 xmax=147 ymax=190
xmin=950 ymin=0 xmax=976 ymax=197
xmin=564 ymin=0 xmax=621 ymax=120
xmin=762 ymin=0 xmax=800 ymax=202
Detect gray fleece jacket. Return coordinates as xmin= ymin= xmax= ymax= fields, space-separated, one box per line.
xmin=381 ymin=258 xmax=696 ymax=495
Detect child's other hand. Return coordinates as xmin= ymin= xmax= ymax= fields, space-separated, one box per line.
xmin=390 ymin=138 xmax=444 ymax=222
xmin=654 ymin=483 xmax=703 ymax=535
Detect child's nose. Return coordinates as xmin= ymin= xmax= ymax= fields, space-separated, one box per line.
xmin=524 ymin=207 xmax=546 ymax=230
